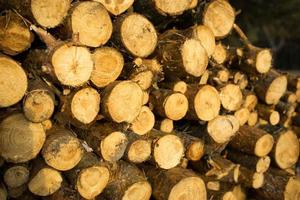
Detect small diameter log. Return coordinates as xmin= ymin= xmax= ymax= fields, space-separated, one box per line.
xmin=271 ymin=129 xmax=300 ymax=169
xmin=65 ymin=152 xmax=110 ymax=199
xmin=101 ymin=81 xmax=144 ymax=123
xmin=185 ymin=84 xmax=221 ymax=121
xmin=242 ymin=90 xmax=258 ymax=111
xmin=124 ymin=132 xmax=152 ymax=164
xmin=0 ymin=55 xmax=27 ymax=107
xmin=235 ymin=165 xmax=264 ymax=189
xmin=42 ymin=128 xmax=84 ymax=171
xmin=61 ymin=1 xmax=112 ymax=47
xmin=0 ymin=0 xmax=71 ymax=28
xmin=212 ymin=43 xmax=228 ymax=65
xmin=155 ymin=118 xmax=174 ymax=133
xmin=203 ymin=0 xmax=235 ymax=39
xmin=247 ymin=111 xmax=258 ymax=126
xmin=229 ymin=125 xmax=274 ymax=157
xmin=234 ymin=108 xmax=250 ymax=126
xmin=150 ymin=89 xmax=188 ymax=121
xmin=130 ymin=106 xmax=155 ymax=135
xmin=220 ymin=84 xmax=243 ymax=111
xmin=77 ymin=123 xmax=128 ymax=162
xmin=60 ymin=87 xmax=100 ymax=127
xmin=3 ymin=165 xmax=30 ymax=188
xmin=149 ymin=130 xmax=185 ymax=169
xmin=255 ymin=70 xmax=288 ymax=105
xmin=282 ymin=91 xmax=297 ymax=104
xmin=209 ymin=66 xmax=230 ymax=85
xmin=94 ymin=0 xmax=134 ymax=15
xmin=256 ymin=104 xmax=280 ymax=126
xmin=157 ymin=29 xmax=208 ymax=78
xmin=102 ymin=161 xmax=152 ymax=200
xmin=0 ymin=113 xmax=46 ymax=163
xmin=0 ymin=10 xmax=34 ymax=55
xmin=0 ymin=182 xmax=7 ymax=200
xmin=113 ymin=13 xmax=157 ymax=57
xmin=176 ymin=131 xmax=205 ymax=161
xmin=28 ymin=159 xmax=63 ymax=196
xmin=90 ymin=47 xmax=124 ymax=88
xmin=256 ymin=169 xmax=300 ymax=200
xmin=159 ymin=80 xmax=188 ymax=94
xmin=23 ymin=78 xmax=55 ymax=123
xmin=145 ymin=167 xmax=207 ymax=200
xmin=227 ymin=150 xmax=271 ymax=173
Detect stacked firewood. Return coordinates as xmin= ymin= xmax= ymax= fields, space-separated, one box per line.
xmin=0 ymin=0 xmax=299 ymax=199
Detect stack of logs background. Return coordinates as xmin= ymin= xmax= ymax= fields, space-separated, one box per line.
xmin=0 ymin=0 xmax=300 ymax=199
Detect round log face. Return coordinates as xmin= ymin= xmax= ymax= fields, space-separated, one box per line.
xmin=220 ymin=84 xmax=243 ymax=111
xmin=122 ymin=181 xmax=152 ymax=200
xmin=121 ymin=14 xmax=157 ymax=57
xmin=0 ymin=56 xmax=27 ymax=107
xmin=4 ymin=166 xmax=29 ymax=188
xmin=71 ymin=1 xmax=112 ymax=47
xmin=128 ymin=140 xmax=151 ymax=163
xmin=212 ymin=43 xmax=227 ymax=64
xmin=31 ymin=0 xmax=71 ymax=28
xmin=164 ymin=93 xmax=188 ymax=120
xmin=254 ymin=134 xmax=274 ymax=157
xmin=0 ymin=114 xmax=45 ymax=163
xmin=265 ymin=75 xmax=287 ymax=105
xmin=130 ymin=106 xmax=155 ymax=135
xmin=256 ymin=49 xmax=272 ymax=73
xmin=192 ymin=25 xmax=216 ymax=57
xmin=154 ymin=0 xmax=191 ymax=15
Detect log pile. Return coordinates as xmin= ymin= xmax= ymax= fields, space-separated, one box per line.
xmin=0 ymin=0 xmax=299 ymax=199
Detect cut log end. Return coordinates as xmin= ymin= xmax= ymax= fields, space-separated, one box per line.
xmin=154 ymin=134 xmax=184 ymax=169
xmin=71 ymin=87 xmax=100 ymax=124
xmin=131 ymin=70 xmax=154 ymax=90
xmin=154 ymin=0 xmax=191 ymax=15
xmin=121 ymin=13 xmax=157 ymax=57
xmin=52 ymin=44 xmax=93 ymax=86
xmin=269 ymin=111 xmax=280 ymax=125
xmin=24 ymin=90 xmax=55 ymax=123
xmin=256 ymin=156 xmax=271 ymax=173
xmin=71 ymin=2 xmax=112 ymax=47
xmin=186 ymin=140 xmax=205 ymax=161
xmin=203 ymin=0 xmax=235 ymax=38
xmin=173 ymin=81 xmax=188 ymax=94
xmin=220 ymin=84 xmax=243 ymax=111
xmin=248 ymin=111 xmax=258 ymax=126
xmin=122 ymin=181 xmax=152 ymax=200
xmin=234 ymin=108 xmax=250 ymax=126
xmin=212 ymin=43 xmax=227 ymax=64
xmin=91 ymin=47 xmax=124 ymax=88
xmin=192 ymin=25 xmax=216 ymax=57
xmin=181 ymin=38 xmax=208 ymax=77
xmin=0 ymin=114 xmax=45 ymax=163
xmin=284 ymin=177 xmax=300 ymax=200
xmin=105 ymin=81 xmax=143 ymax=123
xmin=160 ymin=118 xmax=174 ymax=133
xmin=265 ymin=75 xmax=287 ymax=105
xmin=168 ymin=177 xmax=207 ymax=200
xmin=130 ymin=106 xmax=155 ymax=135
xmin=256 ymin=49 xmax=272 ymax=73
xmin=28 ymin=168 xmax=62 ymax=196
xmin=95 ymin=0 xmax=134 ymax=15
xmin=223 ymin=192 xmax=237 ymax=200
xmin=274 ymin=130 xmax=299 ymax=169
xmin=128 ymin=140 xmax=151 ymax=163
xmin=164 ymin=93 xmax=188 ymax=120
xmin=252 ymin=172 xmax=264 ymax=189
xmin=0 ymin=56 xmax=27 ymax=107
xmin=77 ymin=166 xmax=110 ymax=199
xmin=254 ymin=134 xmax=274 ymax=157
xmin=4 ymin=166 xmax=29 ymax=188
xmin=194 ymin=85 xmax=221 ymax=121
xmin=31 ymin=0 xmax=71 ymax=28
xmin=101 ymin=131 xmax=128 ymax=162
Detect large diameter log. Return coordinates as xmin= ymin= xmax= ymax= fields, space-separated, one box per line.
xmin=229 ymin=125 xmax=274 ymax=157
xmin=102 ymin=161 xmax=152 ymax=200
xmin=77 ymin=123 xmax=128 ymax=162
xmin=0 ymin=0 xmax=71 ymax=28
xmin=271 ymin=129 xmax=299 ymax=169
xmin=0 ymin=55 xmax=27 ymax=107
xmin=220 ymin=84 xmax=243 ymax=111
xmin=91 ymin=47 xmax=124 ymax=88
xmin=185 ymin=84 xmax=221 ymax=121
xmin=255 ymin=70 xmax=287 ymax=105
xmin=150 ymin=130 xmax=185 ymax=169
xmin=60 ymin=1 xmax=112 ymax=47
xmin=0 ymin=10 xmax=34 ymax=55
xmin=113 ymin=13 xmax=157 ymax=57
xmin=42 ymin=128 xmax=84 ymax=171
xmin=0 ymin=113 xmax=45 ymax=163
xmin=101 ymin=81 xmax=143 ymax=123
xmin=203 ymin=0 xmax=235 ymax=38
xmin=256 ymin=169 xmax=300 ymax=200
xmin=3 ymin=165 xmax=30 ymax=188
xmin=94 ymin=0 xmax=134 ymax=15
xmin=23 ymin=78 xmax=55 ymax=123
xmin=150 ymin=89 xmax=188 ymax=121
xmin=145 ymin=167 xmax=207 ymax=200
xmin=130 ymin=106 xmax=155 ymax=135
xmin=65 ymin=152 xmax=110 ymax=199
xmin=157 ymin=29 xmax=208 ymax=78
xmin=59 ymin=87 xmax=100 ymax=127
